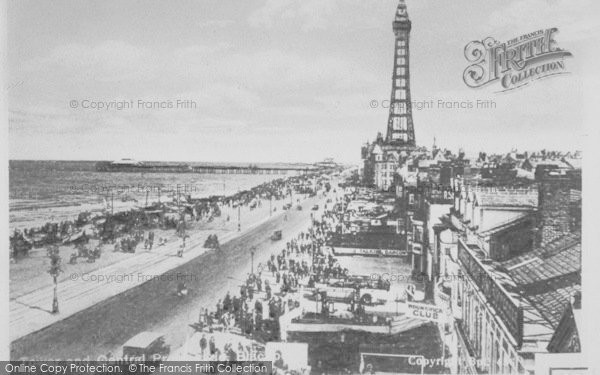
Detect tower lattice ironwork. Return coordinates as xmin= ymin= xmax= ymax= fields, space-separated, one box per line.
xmin=385 ymin=0 xmax=416 ymax=149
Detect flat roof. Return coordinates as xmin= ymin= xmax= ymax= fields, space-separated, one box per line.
xmin=327 ymin=233 xmax=405 ymax=249
xmin=122 ymin=331 xmax=163 ymax=348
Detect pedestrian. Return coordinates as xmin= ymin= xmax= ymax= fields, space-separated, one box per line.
xmin=217 ymin=299 xmax=223 ymax=317
xmin=209 ymin=336 xmax=216 ymax=357
xmin=199 ymin=334 xmax=207 ymax=359
xmin=223 ymin=292 xmax=232 ymax=312
xmin=199 ymin=308 xmax=207 ymax=329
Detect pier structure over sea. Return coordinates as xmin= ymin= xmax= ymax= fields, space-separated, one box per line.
xmin=191 ymin=164 xmax=316 ymax=175
xmin=95 ymin=160 xmax=326 ymax=175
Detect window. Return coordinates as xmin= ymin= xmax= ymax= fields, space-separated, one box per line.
xmin=501 ymin=340 xmax=509 ymax=374
xmin=484 ymin=325 xmax=492 ymax=372
xmin=494 ymin=340 xmax=500 ymax=374
xmin=474 ymin=306 xmax=481 ymax=357
xmin=509 ymin=351 xmax=516 ymax=374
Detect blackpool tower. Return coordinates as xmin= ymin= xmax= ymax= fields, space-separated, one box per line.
xmin=385 ymin=0 xmax=416 ymax=149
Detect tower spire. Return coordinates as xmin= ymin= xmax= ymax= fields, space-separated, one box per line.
xmin=395 ymin=0 xmax=409 ymax=23
xmin=385 ymin=0 xmax=415 ymax=149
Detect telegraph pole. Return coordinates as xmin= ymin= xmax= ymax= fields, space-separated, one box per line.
xmin=48 ymin=245 xmax=62 ymax=314
xmin=311 ymin=242 xmax=315 ymax=270
xmin=237 ymin=187 xmax=241 ymax=232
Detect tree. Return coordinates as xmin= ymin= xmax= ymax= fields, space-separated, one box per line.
xmin=47 ymin=245 xmax=63 ymax=314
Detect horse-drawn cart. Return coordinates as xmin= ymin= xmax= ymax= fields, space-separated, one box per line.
xmin=270 ymin=230 xmax=282 ymax=241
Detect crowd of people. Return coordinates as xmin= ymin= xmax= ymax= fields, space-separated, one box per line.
xmin=9 ymin=174 xmax=321 ymax=262
xmin=189 ymin=187 xmax=405 ymax=357
xmin=192 ymin=222 xmax=328 ymax=346
xmin=188 ymin=194 xmax=365 ymax=356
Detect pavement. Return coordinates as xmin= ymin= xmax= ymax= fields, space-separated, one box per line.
xmin=10 ymin=191 xmax=329 ymax=359
xmin=9 ymin=190 xmax=322 ymax=343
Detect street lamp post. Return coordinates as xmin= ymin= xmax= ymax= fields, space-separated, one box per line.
xmin=52 ymin=282 xmax=59 ymax=314
xmin=250 ymin=246 xmax=256 ymax=275
xmin=238 ymin=204 xmax=241 ymax=232
xmin=395 ymin=294 xmax=401 ymax=316
xmin=48 ymin=245 xmax=62 ymax=314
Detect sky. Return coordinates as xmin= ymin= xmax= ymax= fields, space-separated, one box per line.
xmin=7 ymin=0 xmax=600 ymax=164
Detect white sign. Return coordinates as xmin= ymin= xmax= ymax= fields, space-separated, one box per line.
xmin=265 ymin=342 xmax=309 ymax=374
xmin=332 ymin=247 xmax=408 ymax=257
xmin=406 ymin=302 xmax=445 ymax=323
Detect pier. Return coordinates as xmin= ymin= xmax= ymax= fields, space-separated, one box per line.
xmin=95 ymin=160 xmax=321 ymax=175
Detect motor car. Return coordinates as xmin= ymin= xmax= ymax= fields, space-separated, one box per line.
xmin=271 ymin=230 xmax=282 ymax=241
xmin=122 ymin=331 xmax=170 ymax=361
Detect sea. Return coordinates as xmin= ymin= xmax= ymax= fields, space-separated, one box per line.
xmin=9 ymin=160 xmax=287 ymax=231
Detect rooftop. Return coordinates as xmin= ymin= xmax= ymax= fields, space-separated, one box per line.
xmin=501 ymin=233 xmax=581 ymax=328
xmin=475 ymin=190 xmax=538 ymax=208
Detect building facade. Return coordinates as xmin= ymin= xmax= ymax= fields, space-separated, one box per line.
xmin=434 ymin=167 xmax=582 ymax=374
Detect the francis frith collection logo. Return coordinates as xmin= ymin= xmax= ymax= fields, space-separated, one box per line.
xmin=463 ymin=28 xmax=572 ymax=92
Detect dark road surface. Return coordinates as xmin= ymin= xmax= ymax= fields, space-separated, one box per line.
xmin=11 ymin=194 xmax=326 ymax=360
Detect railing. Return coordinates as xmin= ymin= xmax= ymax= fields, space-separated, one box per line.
xmin=458 ymin=240 xmax=523 ymax=347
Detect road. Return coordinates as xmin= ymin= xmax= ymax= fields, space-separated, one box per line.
xmin=11 ymin=193 xmax=327 ymax=360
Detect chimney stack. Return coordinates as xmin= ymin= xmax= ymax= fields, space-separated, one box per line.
xmin=571 ymin=291 xmax=582 ymax=310
xmin=535 ymin=166 xmax=572 ymax=246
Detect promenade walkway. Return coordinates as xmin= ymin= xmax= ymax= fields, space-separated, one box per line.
xmin=10 ymin=193 xmax=317 ymax=343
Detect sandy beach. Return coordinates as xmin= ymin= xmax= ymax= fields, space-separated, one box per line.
xmin=10 ymin=192 xmax=296 ymax=299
